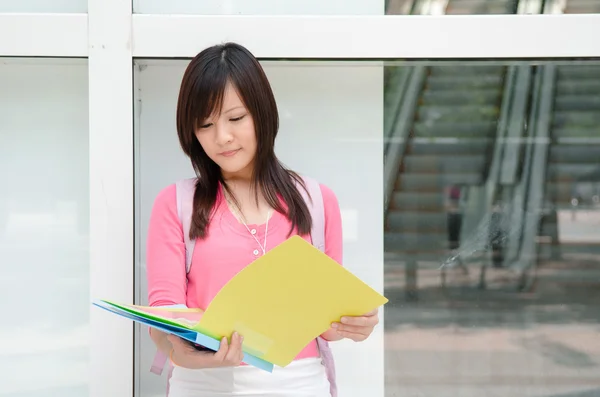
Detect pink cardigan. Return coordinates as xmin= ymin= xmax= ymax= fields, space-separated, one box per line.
xmin=146 ymin=182 xmax=344 ymax=360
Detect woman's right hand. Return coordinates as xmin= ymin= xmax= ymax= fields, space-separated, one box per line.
xmin=167 ymin=332 xmax=245 ymax=369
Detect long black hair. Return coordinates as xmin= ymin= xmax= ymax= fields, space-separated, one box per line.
xmin=176 ymin=42 xmax=312 ymax=240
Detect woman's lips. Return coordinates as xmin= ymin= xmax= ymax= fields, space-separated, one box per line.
xmin=220 ymin=149 xmax=240 ymax=157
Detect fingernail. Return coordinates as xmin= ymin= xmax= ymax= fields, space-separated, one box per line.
xmin=340 ymin=317 xmax=348 ymax=323
xmin=331 ymin=323 xmax=338 ymax=328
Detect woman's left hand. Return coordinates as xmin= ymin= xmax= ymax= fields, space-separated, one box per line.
xmin=331 ymin=308 xmax=379 ymax=342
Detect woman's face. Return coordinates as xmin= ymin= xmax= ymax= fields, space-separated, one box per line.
xmin=195 ymin=81 xmax=257 ymax=180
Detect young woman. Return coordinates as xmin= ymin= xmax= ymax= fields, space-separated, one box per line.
xmin=146 ymin=42 xmax=379 ymax=397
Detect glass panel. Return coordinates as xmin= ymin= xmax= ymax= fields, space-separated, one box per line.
xmin=134 ymin=59 xmax=384 ymax=397
xmin=548 ymin=0 xmax=600 ymax=13
xmin=135 ymin=0 xmax=598 ymax=15
xmin=134 ymin=57 xmax=600 ymax=397
xmin=0 ymin=58 xmax=89 ymax=396
xmin=384 ymin=59 xmax=600 ymax=396
xmin=0 ymin=0 xmax=87 ymax=13
xmin=445 ymin=0 xmax=520 ymax=14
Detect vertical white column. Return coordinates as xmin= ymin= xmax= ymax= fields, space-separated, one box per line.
xmin=88 ymin=1 xmax=134 ymax=396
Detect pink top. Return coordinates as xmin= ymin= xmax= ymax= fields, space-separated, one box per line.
xmin=146 ymin=182 xmax=343 ymax=361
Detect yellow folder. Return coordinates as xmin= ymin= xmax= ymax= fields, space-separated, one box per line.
xmin=196 ymin=235 xmax=388 ymax=367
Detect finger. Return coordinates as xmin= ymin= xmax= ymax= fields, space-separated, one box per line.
xmin=363 ymin=308 xmax=379 ymax=316
xmin=234 ymin=333 xmax=245 ymax=364
xmin=339 ymin=316 xmax=368 ymax=327
xmin=336 ymin=330 xmax=368 ymax=342
xmin=223 ymin=333 xmax=237 ymax=362
xmin=213 ymin=337 xmax=229 ymax=362
xmin=224 ymin=332 xmax=243 ymax=364
xmin=339 ymin=315 xmax=378 ymax=327
xmin=334 ymin=323 xmax=373 ymax=335
xmin=236 ymin=333 xmax=245 ymax=363
xmin=238 ymin=346 xmax=245 ymax=364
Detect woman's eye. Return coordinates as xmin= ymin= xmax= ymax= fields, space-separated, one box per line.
xmin=198 ymin=123 xmax=212 ymax=129
xmin=230 ymin=115 xmax=246 ymax=122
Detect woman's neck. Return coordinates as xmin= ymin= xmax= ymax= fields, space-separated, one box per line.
xmin=220 ymin=169 xmax=276 ymax=224
xmin=221 ymin=161 xmax=254 ymax=183
xmin=222 ymin=183 xmax=274 ymax=226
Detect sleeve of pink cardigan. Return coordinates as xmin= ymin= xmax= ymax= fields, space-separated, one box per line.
xmin=320 ymin=183 xmax=343 ymax=266
xmin=146 ymin=184 xmax=188 ymax=307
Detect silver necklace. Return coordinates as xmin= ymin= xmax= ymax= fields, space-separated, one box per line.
xmin=224 ymin=190 xmax=271 ymax=255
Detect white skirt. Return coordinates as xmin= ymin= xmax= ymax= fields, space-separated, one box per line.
xmin=168 ymin=357 xmax=331 ymax=397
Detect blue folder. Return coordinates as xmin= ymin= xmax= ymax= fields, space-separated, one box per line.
xmin=93 ymin=299 xmax=274 ymax=372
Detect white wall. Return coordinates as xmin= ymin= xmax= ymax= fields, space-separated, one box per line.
xmin=134 ymin=59 xmax=384 ymax=397
xmin=133 ymin=0 xmax=383 ymax=15
xmin=0 ymin=58 xmax=89 ymax=396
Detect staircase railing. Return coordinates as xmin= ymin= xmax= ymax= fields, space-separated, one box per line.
xmin=457 ymin=66 xmax=516 ymax=257
xmin=384 ymin=0 xmax=439 ymax=213
xmin=504 ymin=66 xmax=543 ymax=266
xmin=384 ymin=67 xmax=412 ymax=157
xmin=383 ymin=67 xmax=427 ymax=213
xmin=504 ymin=0 xmax=559 ymax=288
xmin=512 ymin=65 xmax=556 ymax=290
xmin=500 ymin=65 xmax=534 ymax=186
xmin=457 ymin=0 xmax=542 ymax=269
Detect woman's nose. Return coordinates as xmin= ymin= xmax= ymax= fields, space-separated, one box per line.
xmin=215 ymin=123 xmax=233 ymax=145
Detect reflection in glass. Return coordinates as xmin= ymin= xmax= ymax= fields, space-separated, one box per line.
xmin=384 ymin=60 xmax=600 ymax=396
xmin=0 ymin=60 xmax=89 ymax=396
xmin=547 ymin=0 xmax=600 ymax=14
xmin=133 ymin=0 xmax=600 ymax=15
xmin=387 ymin=0 xmax=600 ymax=15
xmin=387 ymin=0 xmax=520 ymax=15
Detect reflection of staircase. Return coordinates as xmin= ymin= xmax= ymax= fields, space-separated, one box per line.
xmin=564 ymin=0 xmax=600 ymax=13
xmin=539 ymin=66 xmax=600 ymax=259
xmin=385 ymin=66 xmax=507 ymax=260
xmin=446 ymin=0 xmax=518 ymax=14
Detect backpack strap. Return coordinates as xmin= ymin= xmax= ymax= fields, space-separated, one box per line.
xmin=176 ymin=178 xmax=197 ymax=273
xmin=149 ymin=178 xmax=197 ymax=379
xmin=149 ymin=351 xmax=167 ymax=376
xmin=297 ymin=175 xmax=325 ymax=252
xmin=298 ymin=176 xmax=338 ymax=397
xmin=149 ymin=303 xmax=188 ymax=376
